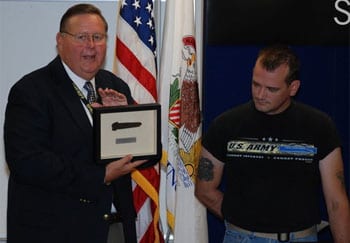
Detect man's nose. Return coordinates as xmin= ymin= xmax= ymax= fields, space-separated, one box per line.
xmin=256 ymin=87 xmax=267 ymax=98
xmin=85 ymin=36 xmax=96 ymax=47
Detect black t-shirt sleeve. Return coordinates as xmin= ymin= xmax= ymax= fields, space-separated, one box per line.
xmin=316 ymin=113 xmax=342 ymax=160
xmin=202 ymin=114 xmax=229 ymax=163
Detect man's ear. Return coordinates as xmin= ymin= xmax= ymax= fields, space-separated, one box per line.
xmin=56 ymin=32 xmax=63 ymax=52
xmin=289 ymin=80 xmax=300 ymax=97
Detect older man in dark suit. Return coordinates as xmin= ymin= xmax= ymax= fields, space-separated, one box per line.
xmin=4 ymin=4 xmax=150 ymax=243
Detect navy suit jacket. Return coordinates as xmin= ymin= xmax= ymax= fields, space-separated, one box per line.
xmin=4 ymin=56 xmax=138 ymax=243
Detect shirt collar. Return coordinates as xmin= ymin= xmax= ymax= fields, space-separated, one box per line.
xmin=61 ymin=61 xmax=96 ymax=95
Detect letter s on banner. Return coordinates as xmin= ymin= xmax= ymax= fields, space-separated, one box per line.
xmin=334 ymin=0 xmax=350 ymax=25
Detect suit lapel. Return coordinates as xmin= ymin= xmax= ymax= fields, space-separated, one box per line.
xmin=48 ymin=57 xmax=92 ymax=139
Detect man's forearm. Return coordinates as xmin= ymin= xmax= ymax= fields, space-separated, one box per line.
xmin=196 ymin=189 xmax=223 ymax=219
xmin=328 ymin=201 xmax=350 ymax=243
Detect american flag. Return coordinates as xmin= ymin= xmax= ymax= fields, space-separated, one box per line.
xmin=114 ymin=0 xmax=163 ymax=242
xmin=114 ymin=0 xmax=157 ymax=103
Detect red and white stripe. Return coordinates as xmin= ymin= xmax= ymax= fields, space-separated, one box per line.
xmin=169 ymin=99 xmax=181 ymax=126
xmin=114 ymin=16 xmax=157 ymax=104
xmin=114 ymin=1 xmax=163 ymax=242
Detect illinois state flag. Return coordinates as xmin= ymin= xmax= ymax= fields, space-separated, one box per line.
xmin=114 ymin=0 xmax=163 ymax=242
xmin=159 ymin=0 xmax=208 ymax=242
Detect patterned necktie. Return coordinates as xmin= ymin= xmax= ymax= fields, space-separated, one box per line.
xmin=83 ymin=81 xmax=97 ymax=104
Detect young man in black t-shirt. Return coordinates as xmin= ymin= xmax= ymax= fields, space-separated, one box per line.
xmin=195 ymin=45 xmax=350 ymax=243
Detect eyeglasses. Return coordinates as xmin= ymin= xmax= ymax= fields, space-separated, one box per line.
xmin=61 ymin=31 xmax=107 ymax=45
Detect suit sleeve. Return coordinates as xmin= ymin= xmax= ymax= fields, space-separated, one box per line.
xmin=4 ymin=76 xmax=107 ymax=201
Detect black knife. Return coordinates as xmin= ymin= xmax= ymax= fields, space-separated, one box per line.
xmin=111 ymin=122 xmax=142 ymax=131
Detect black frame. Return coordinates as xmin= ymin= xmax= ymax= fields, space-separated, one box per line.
xmin=93 ymin=103 xmax=161 ymax=164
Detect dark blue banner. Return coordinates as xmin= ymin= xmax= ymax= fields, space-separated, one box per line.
xmin=205 ymin=0 xmax=349 ymax=45
xmin=203 ymin=1 xmax=349 ymax=242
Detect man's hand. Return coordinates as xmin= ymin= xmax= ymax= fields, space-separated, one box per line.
xmin=104 ymin=154 xmax=147 ymax=184
xmin=98 ymin=88 xmax=128 ymax=107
